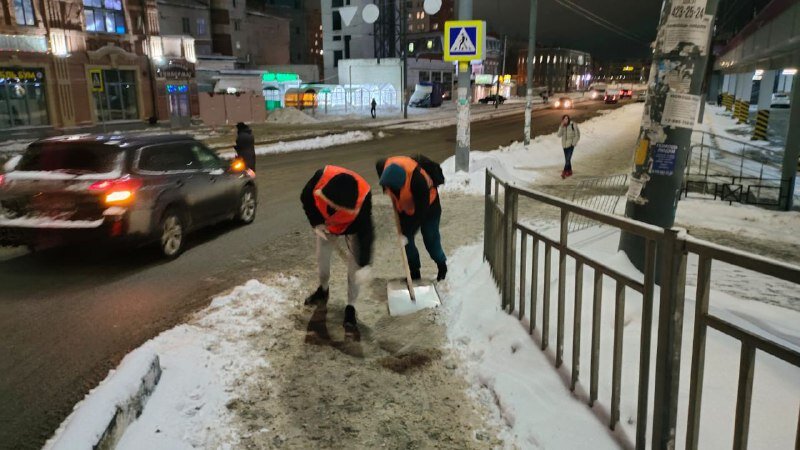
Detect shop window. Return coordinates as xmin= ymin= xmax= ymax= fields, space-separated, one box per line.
xmin=197 ymin=18 xmax=207 ymax=35
xmin=93 ymin=69 xmax=139 ymax=122
xmin=0 ymin=68 xmax=48 ymax=128
xmin=14 ymin=0 xmax=35 ymax=26
xmin=84 ymin=0 xmax=126 ymax=34
xmin=419 ymin=71 xmax=430 ymax=83
xmin=432 ymin=71 xmax=441 ymax=82
xmin=443 ymin=72 xmax=452 ymax=86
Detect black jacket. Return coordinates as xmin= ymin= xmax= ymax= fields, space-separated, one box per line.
xmin=235 ymin=128 xmax=256 ymax=170
xmin=300 ymin=169 xmax=374 ymax=267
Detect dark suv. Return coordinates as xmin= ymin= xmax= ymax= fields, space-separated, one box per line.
xmin=0 ymin=134 xmax=257 ymax=258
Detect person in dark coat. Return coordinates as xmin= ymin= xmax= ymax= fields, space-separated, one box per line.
xmin=234 ymin=122 xmax=256 ymax=171
xmin=370 ymin=98 xmax=377 ymax=119
xmin=376 ymin=155 xmax=447 ymax=282
xmin=300 ymin=166 xmax=374 ymax=331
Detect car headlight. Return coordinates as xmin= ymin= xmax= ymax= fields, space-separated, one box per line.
xmin=555 ymin=101 xmax=561 ymax=107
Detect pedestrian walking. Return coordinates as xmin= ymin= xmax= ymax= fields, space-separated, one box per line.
xmin=375 ymin=155 xmax=447 ymax=282
xmin=234 ymin=122 xmax=256 ymax=171
xmin=370 ymin=98 xmax=377 ymax=119
xmin=301 ymin=165 xmax=374 ymax=332
xmin=557 ymin=114 xmax=580 ymax=179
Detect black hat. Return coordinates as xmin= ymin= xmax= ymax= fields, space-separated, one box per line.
xmin=236 ymin=122 xmax=248 ymax=131
xmin=322 ymin=174 xmax=359 ymax=210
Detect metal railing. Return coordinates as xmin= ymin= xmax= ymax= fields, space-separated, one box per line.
xmin=570 ymin=174 xmax=628 ymax=232
xmin=483 ymin=169 xmax=800 ymax=450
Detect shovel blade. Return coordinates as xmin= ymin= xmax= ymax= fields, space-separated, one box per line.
xmin=387 ymin=279 xmax=441 ymax=317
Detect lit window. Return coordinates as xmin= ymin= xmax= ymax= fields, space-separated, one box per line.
xmin=197 ymin=18 xmax=207 ymax=35
xmin=83 ymin=0 xmax=126 ymax=34
xmin=426 ymin=40 xmax=433 ymax=49
xmin=14 ymin=0 xmax=35 ymax=26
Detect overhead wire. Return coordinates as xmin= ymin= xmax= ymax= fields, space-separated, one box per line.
xmin=549 ymin=0 xmax=650 ymax=45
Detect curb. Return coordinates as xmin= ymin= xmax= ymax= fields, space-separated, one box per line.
xmin=43 ymin=351 xmax=162 ymax=450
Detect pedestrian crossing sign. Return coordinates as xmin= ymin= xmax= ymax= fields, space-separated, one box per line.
xmin=444 ymin=20 xmax=485 ymax=62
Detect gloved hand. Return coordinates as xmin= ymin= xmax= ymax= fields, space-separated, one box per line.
xmin=398 ymin=235 xmax=408 ymax=246
xmin=313 ymin=225 xmax=330 ymax=241
xmin=355 ymin=265 xmax=373 ymax=285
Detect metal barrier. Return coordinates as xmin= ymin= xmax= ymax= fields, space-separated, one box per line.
xmin=483 ymin=169 xmax=800 ymax=450
xmin=569 ymin=174 xmax=628 ymax=232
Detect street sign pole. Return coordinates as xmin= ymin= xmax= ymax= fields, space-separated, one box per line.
xmin=619 ymin=0 xmax=720 ymax=270
xmin=524 ymin=0 xmax=538 ymax=146
xmin=454 ymin=0 xmax=473 ymax=173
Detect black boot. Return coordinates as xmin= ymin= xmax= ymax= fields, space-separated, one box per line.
xmin=437 ymin=261 xmax=448 ymax=281
xmin=343 ymin=305 xmax=357 ymax=331
xmin=304 ymin=286 xmax=329 ymax=306
xmin=410 ymin=267 xmax=421 ymax=281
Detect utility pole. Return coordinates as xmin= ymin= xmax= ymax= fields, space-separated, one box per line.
xmin=401 ymin=0 xmax=408 ymax=119
xmin=495 ymin=35 xmax=507 ymax=109
xmin=619 ymin=0 xmax=720 ymax=269
xmin=454 ymin=0 xmax=472 ymax=172
xmin=523 ymin=0 xmax=538 ymax=145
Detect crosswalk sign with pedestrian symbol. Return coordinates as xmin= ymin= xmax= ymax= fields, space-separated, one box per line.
xmin=444 ymin=20 xmax=485 ymax=62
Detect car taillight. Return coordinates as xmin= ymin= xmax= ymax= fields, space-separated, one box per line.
xmin=0 ymin=174 xmax=5 ymax=187
xmin=89 ymin=177 xmax=142 ymax=206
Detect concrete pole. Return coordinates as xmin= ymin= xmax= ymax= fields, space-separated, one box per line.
xmin=455 ymin=0 xmax=472 ymax=172
xmin=752 ymin=69 xmax=777 ymax=140
xmin=780 ymin=75 xmax=800 ymax=210
xmin=523 ymin=0 xmax=538 ymax=145
xmin=619 ymin=0 xmax=720 ymax=273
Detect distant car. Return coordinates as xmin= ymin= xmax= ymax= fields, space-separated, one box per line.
xmin=553 ymin=97 xmax=574 ymax=109
xmin=619 ymin=88 xmax=633 ymax=99
xmin=0 ymin=134 xmax=257 ymax=258
xmin=604 ymin=90 xmax=620 ymax=104
xmin=635 ymin=90 xmax=647 ymax=102
xmin=771 ymin=92 xmax=790 ymax=108
xmin=588 ymin=89 xmax=606 ymax=100
xmin=479 ymin=94 xmax=506 ymax=104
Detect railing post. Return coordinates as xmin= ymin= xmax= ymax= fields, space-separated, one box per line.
xmin=635 ymin=239 xmax=657 ymax=450
xmin=733 ymin=343 xmax=756 ymax=450
xmin=502 ymin=188 xmax=518 ymax=312
xmin=484 ymin=170 xmax=492 ymax=262
xmin=652 ymin=228 xmax=688 ymax=449
xmin=686 ymin=255 xmax=712 ymax=450
xmin=557 ymin=209 xmax=569 ymax=367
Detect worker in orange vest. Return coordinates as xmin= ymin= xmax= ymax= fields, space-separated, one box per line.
xmin=376 ymin=155 xmax=447 ymax=282
xmin=300 ymin=165 xmax=374 ymax=331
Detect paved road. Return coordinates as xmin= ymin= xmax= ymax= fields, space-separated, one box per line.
xmin=0 ymin=100 xmax=626 ymax=449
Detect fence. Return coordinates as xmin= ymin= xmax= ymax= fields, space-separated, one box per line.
xmin=684 ymin=131 xmax=789 ymax=207
xmin=483 ymin=169 xmax=800 ymax=450
xmin=569 ymin=174 xmax=628 ymax=232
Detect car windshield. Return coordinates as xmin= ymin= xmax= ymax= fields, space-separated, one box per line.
xmin=16 ymin=142 xmax=123 ymax=174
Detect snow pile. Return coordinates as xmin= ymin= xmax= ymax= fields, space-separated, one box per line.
xmin=253 ymin=131 xmax=376 ymax=156
xmin=440 ymin=103 xmax=643 ymax=195
xmin=442 ymin=243 xmax=620 ymax=449
xmin=0 ymin=139 xmax=33 ymax=155
xmin=266 ymin=108 xmax=320 ymax=125
xmin=443 ymin=224 xmax=800 ymax=449
xmin=43 ymin=350 xmax=161 ymax=450
xmin=676 ymin=199 xmax=800 ymax=247
xmin=47 ymin=277 xmax=297 ymax=450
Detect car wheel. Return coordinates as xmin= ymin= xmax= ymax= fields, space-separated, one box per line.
xmin=235 ymin=186 xmax=257 ymax=225
xmin=159 ymin=208 xmax=185 ymax=258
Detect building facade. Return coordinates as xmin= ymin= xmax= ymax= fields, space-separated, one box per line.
xmin=517 ymin=47 xmax=593 ymax=92
xmin=0 ymin=0 xmax=181 ymax=132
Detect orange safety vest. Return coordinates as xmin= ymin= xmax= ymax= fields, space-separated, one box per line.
xmin=313 ymin=166 xmax=371 ymax=234
xmin=383 ymin=156 xmax=437 ymax=216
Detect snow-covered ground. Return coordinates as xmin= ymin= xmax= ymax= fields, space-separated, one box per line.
xmin=440 ymin=103 xmax=643 ymax=195
xmin=218 ymin=130 xmax=380 ymax=159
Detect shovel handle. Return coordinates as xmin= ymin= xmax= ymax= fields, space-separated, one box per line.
xmin=393 ymin=210 xmax=416 ymax=302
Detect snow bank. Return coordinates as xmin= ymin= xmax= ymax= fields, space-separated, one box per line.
xmin=440 ymin=103 xmax=644 ymax=195
xmin=253 ymin=131 xmax=376 ymax=156
xmin=266 ymin=108 xmax=320 ymax=125
xmin=47 ymin=277 xmax=296 ymax=450
xmin=442 ymin=243 xmax=620 ymax=449
xmin=43 ymin=351 xmax=162 ymax=450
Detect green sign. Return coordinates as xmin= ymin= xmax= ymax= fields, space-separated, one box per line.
xmin=262 ymin=72 xmax=299 ymax=83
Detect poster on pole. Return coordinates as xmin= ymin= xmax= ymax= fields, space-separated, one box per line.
xmin=662 ymin=92 xmax=701 ymax=129
xmin=651 ymin=143 xmax=678 ymax=176
xmin=659 ymin=0 xmax=712 ymax=56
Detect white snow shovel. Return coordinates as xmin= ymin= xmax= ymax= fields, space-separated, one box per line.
xmin=387 ymin=210 xmax=441 ymax=317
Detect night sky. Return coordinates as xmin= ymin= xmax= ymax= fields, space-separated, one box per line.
xmin=474 ymin=0 xmax=664 ymax=61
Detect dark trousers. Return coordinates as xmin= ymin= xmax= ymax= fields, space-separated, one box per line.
xmin=563 ymin=146 xmax=574 ymax=172
xmin=402 ymin=208 xmax=446 ymax=271
xmin=370 ymin=107 xmax=376 ymax=118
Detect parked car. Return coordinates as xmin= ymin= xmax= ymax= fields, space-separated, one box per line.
xmin=0 ymin=134 xmax=257 ymax=258
xmin=635 ymin=90 xmax=647 ymax=102
xmin=588 ymin=88 xmax=606 ymax=100
xmin=479 ymin=94 xmax=506 ymax=104
xmin=604 ymin=90 xmax=620 ymax=104
xmin=553 ymin=97 xmax=573 ymax=109
xmin=771 ymin=92 xmax=790 ymax=108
